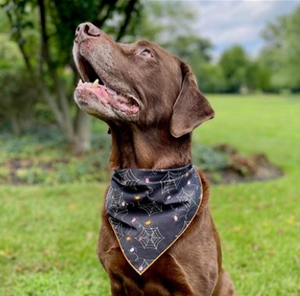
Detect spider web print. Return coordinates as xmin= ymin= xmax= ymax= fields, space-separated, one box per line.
xmin=135 ymin=227 xmax=165 ymax=249
xmin=139 ymin=201 xmax=162 ymax=216
xmin=175 ymin=188 xmax=197 ymax=210
xmin=109 ymin=192 xmax=128 ymax=217
xmin=118 ymin=169 xmax=140 ymax=186
xmin=110 ymin=218 xmax=125 ymax=238
xmin=160 ymin=171 xmax=183 ymax=194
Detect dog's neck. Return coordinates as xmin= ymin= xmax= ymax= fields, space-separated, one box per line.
xmin=108 ymin=122 xmax=192 ymax=169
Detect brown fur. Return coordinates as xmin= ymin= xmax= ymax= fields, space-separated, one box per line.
xmin=73 ymin=22 xmax=236 ymax=296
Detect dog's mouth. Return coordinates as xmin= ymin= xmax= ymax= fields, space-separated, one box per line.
xmin=74 ymin=56 xmax=140 ymax=117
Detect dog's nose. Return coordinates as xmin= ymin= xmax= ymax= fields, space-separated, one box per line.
xmin=75 ymin=22 xmax=101 ymax=42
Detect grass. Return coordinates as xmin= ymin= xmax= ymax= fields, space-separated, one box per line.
xmin=1 ymin=94 xmax=300 ymax=296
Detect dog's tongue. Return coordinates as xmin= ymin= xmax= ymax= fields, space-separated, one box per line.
xmin=76 ymin=79 xmax=139 ymax=115
xmin=106 ymin=87 xmax=117 ymax=96
xmin=109 ymin=94 xmax=139 ymax=115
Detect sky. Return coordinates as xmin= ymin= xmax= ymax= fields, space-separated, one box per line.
xmin=188 ymin=0 xmax=300 ymax=58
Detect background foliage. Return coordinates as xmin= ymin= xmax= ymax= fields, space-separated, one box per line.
xmin=1 ymin=1 xmax=300 ymax=149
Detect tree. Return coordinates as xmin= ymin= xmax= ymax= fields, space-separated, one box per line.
xmin=246 ymin=60 xmax=271 ymax=92
xmin=261 ymin=4 xmax=300 ymax=91
xmin=131 ymin=1 xmax=198 ymax=43
xmin=1 ymin=0 xmax=141 ymax=154
xmin=219 ymin=45 xmax=249 ymax=93
xmin=163 ymin=35 xmax=212 ymax=63
xmin=194 ymin=63 xmax=227 ymax=93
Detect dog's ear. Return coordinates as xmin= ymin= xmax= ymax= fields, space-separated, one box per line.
xmin=170 ymin=62 xmax=215 ymax=138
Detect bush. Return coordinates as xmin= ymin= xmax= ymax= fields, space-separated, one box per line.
xmin=192 ymin=145 xmax=230 ymax=172
xmin=0 ymin=68 xmax=39 ymax=134
xmin=0 ymin=127 xmax=111 ymax=185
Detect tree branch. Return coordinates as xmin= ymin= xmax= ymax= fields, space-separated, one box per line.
xmin=2 ymin=1 xmax=33 ymax=74
xmin=93 ymin=0 xmax=118 ymax=28
xmin=116 ymin=0 xmax=139 ymax=41
xmin=37 ymin=0 xmax=51 ymax=71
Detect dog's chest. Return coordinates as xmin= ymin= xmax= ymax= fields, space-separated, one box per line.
xmin=104 ymin=246 xmax=197 ymax=296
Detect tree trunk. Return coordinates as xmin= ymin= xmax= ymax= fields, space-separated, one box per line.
xmin=72 ymin=108 xmax=91 ymax=155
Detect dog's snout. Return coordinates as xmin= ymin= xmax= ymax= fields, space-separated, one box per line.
xmin=75 ymin=22 xmax=101 ymax=42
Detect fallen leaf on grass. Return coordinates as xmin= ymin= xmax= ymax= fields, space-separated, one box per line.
xmin=67 ymin=203 xmax=79 ymax=210
xmin=33 ymin=264 xmax=50 ymax=272
xmin=239 ymin=273 xmax=245 ymax=280
xmin=14 ymin=264 xmax=27 ymax=272
xmin=43 ymin=248 xmax=52 ymax=255
xmin=231 ymin=226 xmax=243 ymax=232
xmin=223 ymin=244 xmax=231 ymax=251
xmin=0 ymin=249 xmax=16 ymax=260
xmin=75 ymin=280 xmax=92 ymax=287
xmin=86 ymin=232 xmax=94 ymax=240
xmin=268 ymin=248 xmax=277 ymax=256
xmin=286 ymin=215 xmax=299 ymax=226
xmin=252 ymin=245 xmax=260 ymax=251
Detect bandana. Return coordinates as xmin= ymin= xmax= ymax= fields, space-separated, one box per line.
xmin=105 ymin=163 xmax=202 ymax=275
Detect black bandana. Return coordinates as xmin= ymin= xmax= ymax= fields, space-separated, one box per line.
xmin=105 ymin=163 xmax=202 ymax=275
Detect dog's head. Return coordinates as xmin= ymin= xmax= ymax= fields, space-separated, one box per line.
xmin=73 ymin=22 xmax=214 ymax=137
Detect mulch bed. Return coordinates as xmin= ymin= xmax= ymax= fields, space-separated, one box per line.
xmin=204 ymin=144 xmax=283 ymax=184
xmin=0 ymin=144 xmax=283 ymax=185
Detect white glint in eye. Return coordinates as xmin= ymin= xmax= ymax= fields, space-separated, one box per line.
xmin=139 ymin=49 xmax=153 ymax=58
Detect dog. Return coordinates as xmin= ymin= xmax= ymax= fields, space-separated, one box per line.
xmin=73 ymin=22 xmax=236 ymax=296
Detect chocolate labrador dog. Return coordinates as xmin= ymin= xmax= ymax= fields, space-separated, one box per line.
xmin=73 ymin=22 xmax=236 ymax=296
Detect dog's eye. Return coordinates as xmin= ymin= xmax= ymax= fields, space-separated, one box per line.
xmin=139 ymin=49 xmax=153 ymax=59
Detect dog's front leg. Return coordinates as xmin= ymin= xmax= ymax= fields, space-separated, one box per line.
xmin=109 ymin=273 xmax=127 ymax=296
xmin=109 ymin=273 xmax=144 ymax=296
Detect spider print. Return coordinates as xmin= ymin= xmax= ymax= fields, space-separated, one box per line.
xmin=108 ymin=192 xmax=128 ymax=217
xmin=118 ymin=169 xmax=140 ymax=186
xmin=135 ymin=227 xmax=165 ymax=249
xmin=175 ymin=188 xmax=197 ymax=210
xmin=160 ymin=171 xmax=183 ymax=194
xmin=139 ymin=201 xmax=162 ymax=216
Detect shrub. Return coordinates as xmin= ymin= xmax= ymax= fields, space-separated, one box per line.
xmin=0 ymin=68 xmax=39 ymax=134
xmin=192 ymin=145 xmax=230 ymax=172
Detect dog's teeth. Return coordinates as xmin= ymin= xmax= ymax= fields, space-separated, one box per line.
xmin=79 ymin=79 xmax=83 ymax=85
xmin=93 ymin=79 xmax=99 ymax=87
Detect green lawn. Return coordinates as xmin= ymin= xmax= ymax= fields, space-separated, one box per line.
xmin=1 ymin=95 xmax=300 ymax=296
